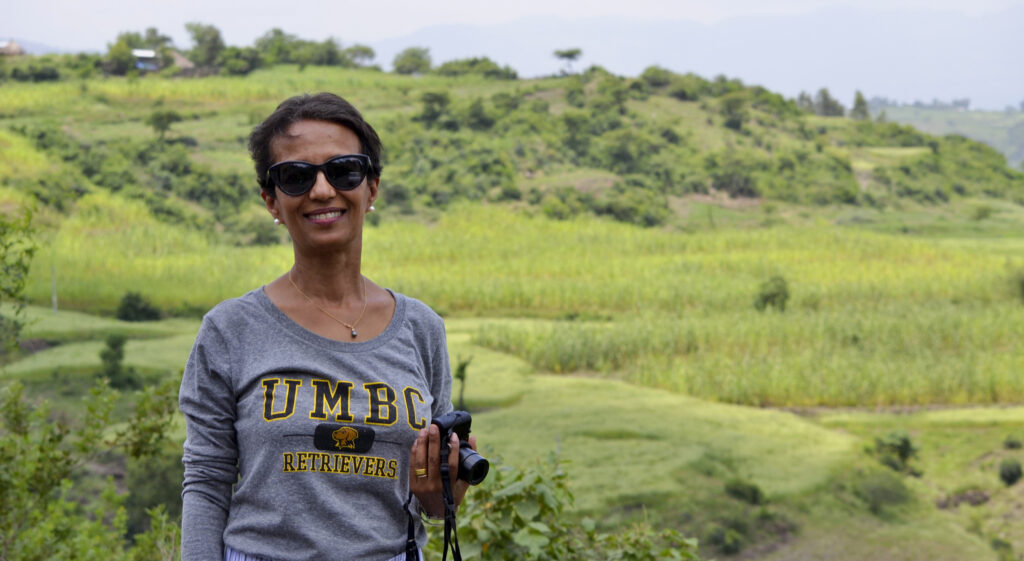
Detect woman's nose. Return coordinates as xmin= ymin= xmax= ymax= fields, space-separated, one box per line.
xmin=308 ymin=170 xmax=335 ymax=199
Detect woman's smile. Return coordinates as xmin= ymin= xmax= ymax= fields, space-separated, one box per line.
xmin=305 ymin=207 xmax=347 ymax=225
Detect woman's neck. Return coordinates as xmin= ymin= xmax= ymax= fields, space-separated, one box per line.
xmin=289 ymin=247 xmax=363 ymax=301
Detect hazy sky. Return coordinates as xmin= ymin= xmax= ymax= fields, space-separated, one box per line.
xmin=5 ymin=0 xmax=1020 ymax=52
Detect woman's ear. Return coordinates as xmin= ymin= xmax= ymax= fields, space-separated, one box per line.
xmin=367 ymin=176 xmax=380 ymax=208
xmin=261 ymin=189 xmax=279 ymax=221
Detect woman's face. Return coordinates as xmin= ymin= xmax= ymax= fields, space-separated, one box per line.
xmin=262 ymin=119 xmax=378 ymax=255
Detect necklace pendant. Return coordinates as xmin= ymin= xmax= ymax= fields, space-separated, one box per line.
xmin=351 ymin=329 xmax=358 ymax=338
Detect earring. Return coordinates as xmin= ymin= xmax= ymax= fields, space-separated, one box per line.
xmin=274 ymin=218 xmax=280 ymax=225
xmin=369 ymin=205 xmax=376 ymax=212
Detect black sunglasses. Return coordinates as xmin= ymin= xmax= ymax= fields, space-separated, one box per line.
xmin=267 ymin=154 xmax=372 ymax=196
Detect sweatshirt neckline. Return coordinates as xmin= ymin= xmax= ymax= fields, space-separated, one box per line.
xmin=254 ymin=286 xmax=405 ymax=353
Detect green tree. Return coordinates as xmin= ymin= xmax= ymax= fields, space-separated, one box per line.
xmin=254 ymin=28 xmax=299 ymax=64
xmin=113 ymin=31 xmax=146 ymax=49
xmin=104 ymin=39 xmax=136 ymax=76
xmin=143 ymin=27 xmax=176 ymax=68
xmin=640 ymin=65 xmax=674 ymax=88
xmin=465 ymin=98 xmax=495 ymax=130
xmin=851 ymin=90 xmax=870 ymax=120
xmin=554 ymin=47 xmax=582 ymax=74
xmin=185 ymin=22 xmax=225 ymax=66
xmin=796 ymin=91 xmax=814 ymax=112
xmin=142 ymin=27 xmax=173 ymax=50
xmin=435 ymin=56 xmax=516 ymax=79
xmin=814 ymin=88 xmax=845 ymax=117
xmin=292 ymin=38 xmax=342 ymax=67
xmin=145 ymin=110 xmax=183 ymax=140
xmin=216 ymin=46 xmax=264 ymax=76
xmin=414 ymin=91 xmax=452 ymax=128
xmin=100 ymin=334 xmax=138 ymax=390
xmin=392 ymin=47 xmax=431 ymax=74
xmin=720 ymin=91 xmax=750 ymax=131
xmin=341 ymin=44 xmax=375 ymax=67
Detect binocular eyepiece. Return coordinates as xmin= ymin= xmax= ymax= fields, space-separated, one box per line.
xmin=431 ymin=410 xmax=489 ymax=485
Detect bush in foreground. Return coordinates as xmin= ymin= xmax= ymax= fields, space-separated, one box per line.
xmin=0 ymin=379 xmax=180 ymax=560
xmin=999 ymin=458 xmax=1022 ymax=486
xmin=116 ymin=292 xmax=162 ymax=321
xmin=433 ymin=452 xmax=701 ymax=560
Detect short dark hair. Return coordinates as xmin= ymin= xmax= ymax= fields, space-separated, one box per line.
xmin=249 ymin=92 xmax=383 ymax=196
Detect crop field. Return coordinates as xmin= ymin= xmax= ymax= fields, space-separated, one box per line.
xmin=22 ymin=199 xmax=1024 ymax=408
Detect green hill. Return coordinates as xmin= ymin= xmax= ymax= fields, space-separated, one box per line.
xmin=2 ymin=64 xmax=1023 ymax=245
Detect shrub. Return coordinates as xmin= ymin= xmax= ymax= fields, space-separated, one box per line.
xmin=754 ymin=276 xmax=789 ymax=312
xmin=436 ymin=452 xmax=702 ymax=560
xmin=0 ymin=379 xmax=180 ymax=560
xmin=100 ymin=334 xmax=138 ymax=390
xmin=873 ymin=430 xmax=919 ymax=474
xmin=706 ymin=524 xmax=744 ymax=555
xmin=725 ymin=478 xmax=764 ymax=505
xmin=971 ymin=204 xmax=996 ymax=221
xmin=640 ymin=66 xmax=674 ymax=88
xmin=999 ymin=458 xmax=1022 ymax=486
xmin=991 ymin=537 xmax=1015 ymax=561
xmin=855 ymin=469 xmax=910 ymax=514
xmin=435 ymin=56 xmax=516 ymax=79
xmin=145 ymin=110 xmax=183 ymax=140
xmin=116 ymin=292 xmax=162 ymax=321
xmin=125 ymin=449 xmax=185 ymax=537
xmin=1004 ymin=436 xmax=1022 ymax=450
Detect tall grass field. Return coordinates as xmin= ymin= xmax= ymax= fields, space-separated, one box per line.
xmin=22 ymin=199 xmax=1024 ymax=407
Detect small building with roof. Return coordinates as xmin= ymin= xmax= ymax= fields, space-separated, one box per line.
xmin=0 ymin=40 xmax=27 ymax=56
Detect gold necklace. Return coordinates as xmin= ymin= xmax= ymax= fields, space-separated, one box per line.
xmin=288 ymin=272 xmax=368 ymax=338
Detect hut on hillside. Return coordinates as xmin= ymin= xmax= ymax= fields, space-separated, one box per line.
xmin=131 ymin=49 xmax=159 ymax=72
xmin=0 ymin=40 xmax=26 ymax=56
xmin=169 ymin=49 xmax=195 ymax=71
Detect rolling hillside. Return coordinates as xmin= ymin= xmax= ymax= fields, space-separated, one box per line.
xmin=2 ymin=64 xmax=1024 ymax=560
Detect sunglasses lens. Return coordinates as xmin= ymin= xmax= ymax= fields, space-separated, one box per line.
xmin=323 ymin=156 xmax=367 ymax=191
xmin=274 ymin=163 xmax=316 ymax=196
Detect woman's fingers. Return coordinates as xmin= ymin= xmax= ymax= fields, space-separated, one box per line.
xmin=425 ymin=424 xmax=443 ymax=481
xmin=410 ymin=428 xmax=428 ymax=483
xmin=448 ymin=433 xmax=460 ymax=480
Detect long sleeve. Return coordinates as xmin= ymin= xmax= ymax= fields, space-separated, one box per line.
xmin=428 ymin=319 xmax=454 ymax=419
xmin=179 ymin=318 xmax=238 ymax=561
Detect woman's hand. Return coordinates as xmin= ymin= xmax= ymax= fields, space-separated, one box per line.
xmin=409 ymin=424 xmax=478 ymax=518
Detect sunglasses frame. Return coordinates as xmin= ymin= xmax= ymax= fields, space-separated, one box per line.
xmin=267 ymin=154 xmax=372 ymax=197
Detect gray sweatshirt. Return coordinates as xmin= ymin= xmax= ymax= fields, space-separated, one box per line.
xmin=180 ymin=288 xmax=452 ymax=561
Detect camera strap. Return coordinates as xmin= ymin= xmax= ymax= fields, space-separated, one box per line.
xmin=403 ymin=494 xmax=418 ymax=561
xmin=439 ymin=437 xmax=463 ymax=561
xmin=403 ymin=442 xmax=462 ymax=561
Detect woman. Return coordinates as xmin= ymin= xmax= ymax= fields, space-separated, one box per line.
xmin=179 ymin=92 xmax=474 ymax=561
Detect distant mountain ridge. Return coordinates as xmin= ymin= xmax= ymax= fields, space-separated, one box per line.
xmin=369 ymin=5 xmax=1023 ymax=110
